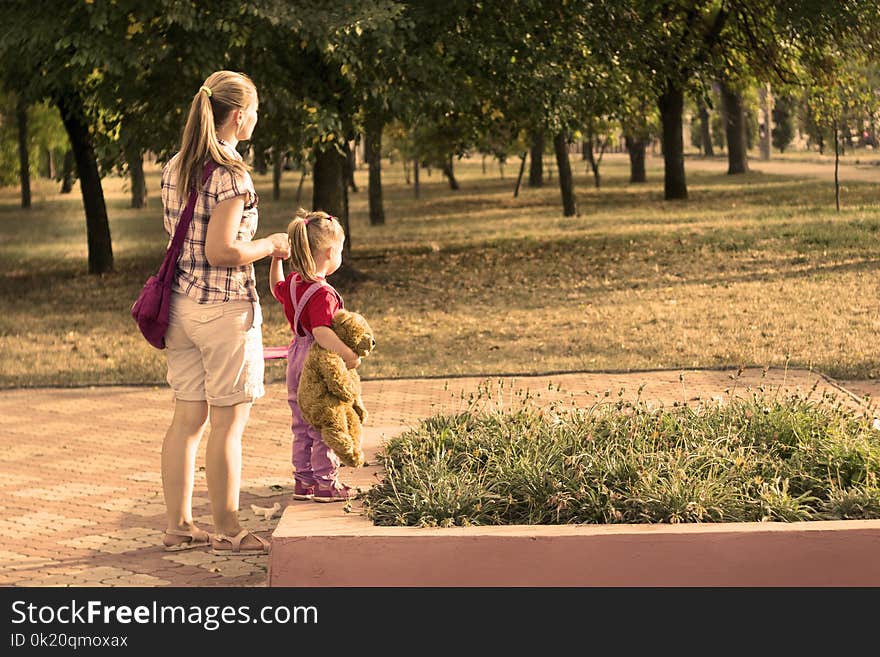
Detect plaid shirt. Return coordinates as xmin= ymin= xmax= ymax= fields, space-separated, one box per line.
xmin=161 ymin=141 xmax=260 ymax=304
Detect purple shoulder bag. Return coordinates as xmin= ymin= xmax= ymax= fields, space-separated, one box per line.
xmin=131 ymin=161 xmax=218 ymax=349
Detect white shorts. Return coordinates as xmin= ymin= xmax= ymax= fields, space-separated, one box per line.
xmin=165 ymin=292 xmax=265 ymax=406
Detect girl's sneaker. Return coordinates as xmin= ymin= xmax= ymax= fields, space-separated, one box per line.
xmin=313 ymin=482 xmax=356 ymax=503
xmin=292 ymin=481 xmax=315 ymax=500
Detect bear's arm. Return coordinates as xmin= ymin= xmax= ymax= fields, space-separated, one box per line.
xmin=349 ymin=371 xmax=368 ymax=422
xmin=353 ymin=396 xmax=368 ymax=423
xmin=315 ymin=351 xmax=358 ymax=402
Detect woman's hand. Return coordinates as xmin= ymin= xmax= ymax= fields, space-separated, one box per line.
xmin=344 ymin=355 xmax=361 ymax=370
xmin=267 ymin=233 xmax=291 ymax=259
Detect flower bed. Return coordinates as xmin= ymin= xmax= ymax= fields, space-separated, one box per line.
xmin=362 ymin=390 xmax=880 ymax=527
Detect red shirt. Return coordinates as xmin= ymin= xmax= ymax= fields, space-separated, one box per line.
xmin=273 ymin=273 xmax=341 ymax=337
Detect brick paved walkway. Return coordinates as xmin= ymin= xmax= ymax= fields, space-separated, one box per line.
xmin=1 ymin=367 xmax=876 ymax=587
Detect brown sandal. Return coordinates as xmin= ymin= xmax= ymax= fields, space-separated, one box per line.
xmin=163 ymin=527 xmax=212 ymax=552
xmin=211 ymin=529 xmax=271 ymax=556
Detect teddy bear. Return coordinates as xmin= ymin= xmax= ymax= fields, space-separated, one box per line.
xmin=297 ymin=309 xmax=376 ymax=468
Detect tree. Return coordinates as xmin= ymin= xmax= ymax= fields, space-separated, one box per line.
xmin=0 ymin=1 xmax=194 ymax=272
xmin=803 ymin=53 xmax=878 ymax=210
xmin=765 ymin=0 xmax=880 ymax=206
xmin=435 ymin=1 xmax=621 ymax=216
xmin=582 ymin=117 xmax=613 ymax=189
xmin=596 ymin=2 xmax=733 ymax=200
xmin=29 ymin=101 xmax=69 ymax=181
xmin=698 ymin=99 xmax=715 ymax=156
xmin=620 ymin=77 xmax=659 ymax=184
xmin=56 ymin=88 xmax=114 ymax=274
xmin=240 ymin=1 xmax=405 ymax=269
xmin=528 ymin=130 xmax=545 ymax=188
xmin=15 ymin=99 xmax=30 ymax=208
xmin=771 ymin=94 xmax=795 ymax=152
xmin=362 ymin=109 xmax=384 ymax=224
xmin=720 ymin=79 xmax=749 ymax=173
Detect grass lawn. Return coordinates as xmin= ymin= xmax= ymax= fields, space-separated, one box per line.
xmin=0 ymin=149 xmax=878 ymax=388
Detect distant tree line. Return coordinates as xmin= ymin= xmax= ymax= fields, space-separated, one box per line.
xmin=1 ymin=1 xmax=878 ymax=273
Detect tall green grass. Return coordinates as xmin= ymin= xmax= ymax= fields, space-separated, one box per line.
xmin=363 ymin=384 xmax=880 ymax=526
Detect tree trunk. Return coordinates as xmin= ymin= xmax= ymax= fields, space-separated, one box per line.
xmin=60 ymin=149 xmax=76 ymax=193
xmin=528 ymin=130 xmax=544 ymax=187
xmin=364 ymin=109 xmax=385 ymax=225
xmin=759 ymin=82 xmax=772 ymax=161
xmin=252 ymin=140 xmax=267 ymax=175
xmin=47 ymin=148 xmax=56 ymax=180
xmin=344 ymin=141 xmax=358 ymax=193
xmin=624 ymin=135 xmax=647 ymax=183
xmin=272 ymin=148 xmax=283 ymax=201
xmin=833 ymin=122 xmax=840 ymax=212
xmin=657 ymin=83 xmax=688 ymax=200
xmin=17 ymin=100 xmax=30 ymax=209
xmin=57 ymin=91 xmax=113 ymax=274
xmin=553 ymin=132 xmax=577 ymax=216
xmin=721 ymin=82 xmax=749 ymax=174
xmin=413 ymin=157 xmax=420 ymax=198
xmin=441 ymin=156 xmax=459 ymax=190
xmin=123 ymin=141 xmax=147 ymax=209
xmin=699 ymin=103 xmax=714 ymax=156
xmin=312 ymin=144 xmax=351 ymax=260
xmin=513 ymin=152 xmax=527 ymax=198
xmin=313 ymin=145 xmax=351 ymax=260
xmin=584 ymin=128 xmax=607 ymax=189
xmin=295 ymin=169 xmax=306 ymax=205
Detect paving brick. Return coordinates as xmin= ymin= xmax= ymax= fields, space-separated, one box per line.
xmin=12 ymin=483 xmax=126 ymax=500
xmin=163 ymin=551 xmax=226 ymax=567
xmin=2 ymin=368 xmax=872 ymax=587
xmin=97 ymin=497 xmax=167 ymax=516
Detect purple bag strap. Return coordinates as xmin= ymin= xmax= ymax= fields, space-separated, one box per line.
xmin=291 ymin=280 xmax=344 ymax=337
xmin=157 ymin=160 xmax=218 ymax=280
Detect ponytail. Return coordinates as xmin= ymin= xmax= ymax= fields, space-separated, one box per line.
xmin=286 ymin=209 xmax=344 ymax=282
xmin=173 ymin=70 xmax=257 ymax=200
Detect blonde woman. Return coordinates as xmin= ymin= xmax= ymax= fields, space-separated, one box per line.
xmin=159 ymin=71 xmax=290 ymax=555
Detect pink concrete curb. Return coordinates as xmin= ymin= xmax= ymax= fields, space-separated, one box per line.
xmin=269 ymin=515 xmax=880 ymax=587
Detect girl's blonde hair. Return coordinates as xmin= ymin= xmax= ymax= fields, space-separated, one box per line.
xmin=173 ymin=70 xmax=257 ymax=200
xmin=288 ymin=208 xmax=345 ymax=282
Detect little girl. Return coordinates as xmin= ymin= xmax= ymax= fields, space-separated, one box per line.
xmin=270 ymin=209 xmax=361 ymax=502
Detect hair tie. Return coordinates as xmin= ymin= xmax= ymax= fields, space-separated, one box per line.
xmin=303 ymin=218 xmax=310 ymax=226
xmin=199 ymin=85 xmax=212 ymax=98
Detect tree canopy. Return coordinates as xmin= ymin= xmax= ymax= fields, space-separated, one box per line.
xmin=1 ymin=1 xmax=878 ymax=270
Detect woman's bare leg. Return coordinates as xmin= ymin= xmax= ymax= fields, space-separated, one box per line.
xmin=206 ymin=402 xmax=264 ymax=550
xmin=161 ymin=399 xmax=209 ymax=545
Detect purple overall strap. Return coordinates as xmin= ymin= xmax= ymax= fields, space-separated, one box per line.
xmin=156 ymin=160 xmax=218 ymax=280
xmin=292 ymin=280 xmax=344 ymax=337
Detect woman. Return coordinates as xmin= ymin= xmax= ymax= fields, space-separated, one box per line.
xmin=159 ymin=70 xmax=290 ymax=555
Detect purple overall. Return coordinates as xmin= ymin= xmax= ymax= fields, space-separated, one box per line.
xmin=286 ymin=281 xmax=344 ymax=488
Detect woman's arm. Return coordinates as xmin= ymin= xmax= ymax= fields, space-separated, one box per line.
xmin=313 ymin=325 xmax=361 ymax=369
xmin=269 ymin=257 xmax=285 ymax=289
xmin=205 ymin=195 xmax=290 ymax=267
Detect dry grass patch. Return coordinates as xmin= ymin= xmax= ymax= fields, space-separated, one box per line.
xmin=0 ymin=152 xmax=878 ymax=387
